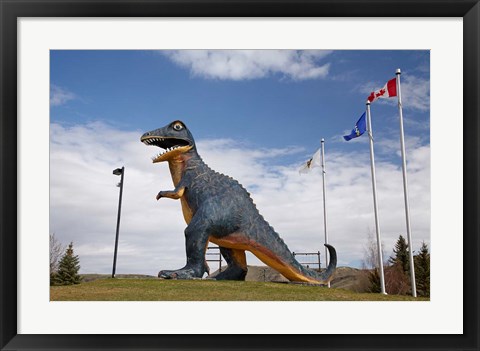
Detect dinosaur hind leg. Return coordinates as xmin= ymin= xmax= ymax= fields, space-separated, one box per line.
xmin=158 ymin=210 xmax=210 ymax=279
xmin=214 ymin=248 xmax=248 ymax=281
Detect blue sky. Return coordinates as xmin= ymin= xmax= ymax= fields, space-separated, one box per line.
xmin=50 ymin=50 xmax=430 ymax=275
xmin=51 ymin=50 xmax=429 ymax=156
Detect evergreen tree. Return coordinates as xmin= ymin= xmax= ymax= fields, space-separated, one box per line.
xmin=389 ymin=235 xmax=410 ymax=274
xmin=54 ymin=242 xmax=82 ymax=285
xmin=414 ymin=241 xmax=430 ymax=297
xmin=367 ymin=268 xmax=381 ymax=293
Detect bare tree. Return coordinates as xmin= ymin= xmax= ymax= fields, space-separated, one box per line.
xmin=384 ymin=263 xmax=410 ymax=295
xmin=362 ymin=230 xmax=413 ymax=295
xmin=50 ymin=233 xmax=64 ymax=276
xmin=361 ymin=229 xmax=387 ymax=293
xmin=362 ymin=228 xmax=386 ymax=270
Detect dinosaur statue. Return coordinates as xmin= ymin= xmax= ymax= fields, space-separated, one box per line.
xmin=141 ymin=120 xmax=337 ymax=284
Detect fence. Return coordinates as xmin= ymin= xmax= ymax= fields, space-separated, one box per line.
xmin=292 ymin=251 xmax=321 ymax=271
xmin=206 ymin=247 xmax=321 ymax=274
xmin=206 ymin=246 xmax=223 ymax=273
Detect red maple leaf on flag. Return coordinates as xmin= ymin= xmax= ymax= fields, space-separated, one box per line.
xmin=375 ymin=88 xmax=386 ymax=98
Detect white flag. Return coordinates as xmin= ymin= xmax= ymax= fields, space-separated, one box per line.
xmin=299 ymin=149 xmax=321 ymax=174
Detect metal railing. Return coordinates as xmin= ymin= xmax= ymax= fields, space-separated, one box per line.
xmin=292 ymin=251 xmax=321 ymax=270
xmin=206 ymin=246 xmax=223 ymax=273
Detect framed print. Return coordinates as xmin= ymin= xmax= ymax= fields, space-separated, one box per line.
xmin=1 ymin=0 xmax=479 ymax=350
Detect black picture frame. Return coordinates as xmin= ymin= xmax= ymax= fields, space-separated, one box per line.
xmin=1 ymin=1 xmax=478 ymax=350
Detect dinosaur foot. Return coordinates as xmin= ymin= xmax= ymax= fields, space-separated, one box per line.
xmin=158 ymin=268 xmax=198 ymax=279
xmin=213 ymin=266 xmax=247 ymax=281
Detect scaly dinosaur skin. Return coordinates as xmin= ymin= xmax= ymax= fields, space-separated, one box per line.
xmin=141 ymin=120 xmax=337 ymax=284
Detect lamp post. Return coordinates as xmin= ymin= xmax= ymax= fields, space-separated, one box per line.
xmin=112 ymin=166 xmax=124 ymax=278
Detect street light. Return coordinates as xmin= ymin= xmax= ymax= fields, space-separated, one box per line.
xmin=112 ymin=166 xmax=124 ymax=278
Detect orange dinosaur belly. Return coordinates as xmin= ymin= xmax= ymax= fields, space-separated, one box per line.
xmin=180 ymin=197 xmax=193 ymax=224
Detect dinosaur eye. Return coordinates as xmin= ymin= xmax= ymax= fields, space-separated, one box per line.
xmin=173 ymin=123 xmax=183 ymax=131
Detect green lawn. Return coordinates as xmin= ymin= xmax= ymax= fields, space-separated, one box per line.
xmin=50 ymin=279 xmax=428 ymax=301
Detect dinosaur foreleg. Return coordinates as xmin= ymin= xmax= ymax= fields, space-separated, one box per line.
xmin=156 ymin=186 xmax=185 ymax=200
xmin=214 ymin=248 xmax=248 ymax=281
xmin=158 ymin=211 xmax=209 ymax=280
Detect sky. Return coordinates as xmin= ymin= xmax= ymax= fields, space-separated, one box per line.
xmin=50 ymin=50 xmax=430 ymax=275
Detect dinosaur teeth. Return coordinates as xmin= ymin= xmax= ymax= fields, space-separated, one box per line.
xmin=144 ymin=137 xmax=169 ymax=145
xmin=150 ymin=144 xmax=184 ymax=161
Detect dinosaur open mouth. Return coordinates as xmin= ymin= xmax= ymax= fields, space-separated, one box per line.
xmin=141 ymin=136 xmax=192 ymax=162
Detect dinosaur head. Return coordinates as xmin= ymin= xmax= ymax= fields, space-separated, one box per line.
xmin=140 ymin=120 xmax=195 ymax=163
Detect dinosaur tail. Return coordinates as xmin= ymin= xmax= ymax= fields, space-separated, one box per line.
xmin=317 ymin=244 xmax=337 ymax=283
xmin=293 ymin=243 xmax=337 ymax=285
xmin=248 ymin=217 xmax=337 ymax=285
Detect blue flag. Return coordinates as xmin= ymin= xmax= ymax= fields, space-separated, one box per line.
xmin=343 ymin=112 xmax=367 ymax=141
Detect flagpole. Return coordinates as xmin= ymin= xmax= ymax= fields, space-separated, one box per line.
xmin=395 ymin=68 xmax=417 ymax=297
xmin=366 ymin=101 xmax=387 ymax=295
xmin=320 ymin=138 xmax=330 ymax=288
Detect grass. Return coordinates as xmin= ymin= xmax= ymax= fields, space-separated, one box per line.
xmin=50 ymin=278 xmax=428 ymax=301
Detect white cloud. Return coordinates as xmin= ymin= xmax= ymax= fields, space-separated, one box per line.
xmin=50 ymin=122 xmax=430 ymax=275
xmin=162 ymin=50 xmax=332 ymax=81
xmin=50 ymin=84 xmax=77 ymax=106
xmin=400 ymin=74 xmax=430 ymax=111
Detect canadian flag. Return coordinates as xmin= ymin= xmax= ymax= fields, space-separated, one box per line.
xmin=367 ymin=78 xmax=397 ymax=103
